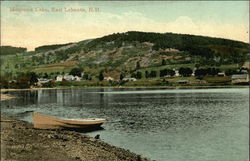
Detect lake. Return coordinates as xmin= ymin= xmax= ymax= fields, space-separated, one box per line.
xmin=1 ymin=88 xmax=249 ymax=161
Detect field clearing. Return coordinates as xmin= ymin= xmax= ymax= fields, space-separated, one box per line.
xmin=137 ymin=63 xmax=240 ymax=74
xmin=46 ymin=61 xmax=79 ymax=67
xmin=138 ymin=64 xmax=195 ymax=73
xmin=164 ymin=76 xmax=197 ymax=83
xmin=204 ymin=76 xmax=231 ymax=83
xmin=32 ymin=66 xmax=73 ymax=73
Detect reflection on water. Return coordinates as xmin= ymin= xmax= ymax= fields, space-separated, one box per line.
xmin=1 ymin=88 xmax=249 ymax=161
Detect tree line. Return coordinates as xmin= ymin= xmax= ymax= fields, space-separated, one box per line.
xmin=0 ymin=46 xmax=27 ymax=55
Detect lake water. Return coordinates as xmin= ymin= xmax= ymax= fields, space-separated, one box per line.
xmin=1 ymin=88 xmax=249 ymax=161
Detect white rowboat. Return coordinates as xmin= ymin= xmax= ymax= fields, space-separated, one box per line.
xmin=32 ymin=112 xmax=106 ymax=130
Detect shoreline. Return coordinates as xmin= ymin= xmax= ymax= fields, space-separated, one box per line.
xmin=1 ymin=85 xmax=248 ymax=92
xmin=0 ymin=114 xmax=150 ymax=161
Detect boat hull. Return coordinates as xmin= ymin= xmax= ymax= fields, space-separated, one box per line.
xmin=32 ymin=112 xmax=106 ymax=130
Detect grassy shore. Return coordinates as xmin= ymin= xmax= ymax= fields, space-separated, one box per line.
xmin=0 ymin=84 xmax=248 ymax=93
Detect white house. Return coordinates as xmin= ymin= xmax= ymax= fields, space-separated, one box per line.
xmin=104 ymin=77 xmax=114 ymax=81
xmin=217 ymin=72 xmax=225 ymax=77
xmin=56 ymin=74 xmax=81 ymax=81
xmin=174 ymin=70 xmax=180 ymax=77
xmin=74 ymin=76 xmax=81 ymax=81
xmin=56 ymin=75 xmax=63 ymax=82
xmin=37 ymin=78 xmax=51 ymax=86
xmin=122 ymin=78 xmax=137 ymax=82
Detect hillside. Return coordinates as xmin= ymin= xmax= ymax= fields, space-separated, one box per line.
xmin=0 ymin=46 xmax=27 ymax=55
xmin=34 ymin=43 xmax=73 ymax=52
xmin=1 ymin=31 xmax=249 ymax=79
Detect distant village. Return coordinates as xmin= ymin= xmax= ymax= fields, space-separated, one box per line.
xmin=36 ymin=63 xmax=249 ymax=87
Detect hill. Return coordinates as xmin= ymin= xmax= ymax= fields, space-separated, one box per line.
xmin=0 ymin=46 xmax=27 ymax=55
xmin=1 ymin=31 xmax=249 ymax=79
xmin=34 ymin=43 xmax=73 ymax=52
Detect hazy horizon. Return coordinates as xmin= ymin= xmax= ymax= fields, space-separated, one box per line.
xmin=1 ymin=1 xmax=249 ymax=50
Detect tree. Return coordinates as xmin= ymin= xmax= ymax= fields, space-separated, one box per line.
xmin=98 ymin=71 xmax=104 ymax=81
xmin=69 ymin=68 xmax=83 ymax=77
xmin=209 ymin=68 xmax=220 ymax=76
xmin=195 ymin=64 xmax=200 ymax=69
xmin=179 ymin=67 xmax=193 ymax=77
xmin=145 ymin=71 xmax=149 ymax=78
xmin=136 ymin=72 xmax=142 ymax=79
xmin=161 ymin=59 xmax=166 ymax=66
xmin=16 ymin=74 xmax=31 ymax=89
xmin=136 ymin=61 xmax=141 ymax=69
xmin=149 ymin=71 xmax=157 ymax=78
xmin=83 ymin=73 xmax=89 ymax=80
xmin=29 ymin=72 xmax=38 ymax=85
xmin=195 ymin=68 xmax=207 ymax=78
xmin=43 ymin=73 xmax=48 ymax=79
xmin=168 ymin=69 xmax=175 ymax=76
xmin=160 ymin=69 xmax=167 ymax=77
xmin=120 ymin=73 xmax=125 ymax=81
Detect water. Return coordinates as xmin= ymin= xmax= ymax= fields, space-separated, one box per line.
xmin=1 ymin=88 xmax=249 ymax=161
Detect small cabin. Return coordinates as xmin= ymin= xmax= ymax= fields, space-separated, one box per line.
xmin=56 ymin=75 xmax=63 ymax=82
xmin=177 ymin=80 xmax=189 ymax=84
xmin=104 ymin=77 xmax=114 ymax=81
xmin=217 ymin=72 xmax=225 ymax=77
xmin=231 ymin=74 xmax=249 ymax=84
xmin=37 ymin=78 xmax=51 ymax=86
xmin=122 ymin=78 xmax=137 ymax=82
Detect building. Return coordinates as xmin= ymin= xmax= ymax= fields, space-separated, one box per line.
xmin=177 ymin=80 xmax=189 ymax=84
xmin=37 ymin=78 xmax=51 ymax=86
xmin=56 ymin=75 xmax=63 ymax=81
xmin=56 ymin=74 xmax=81 ymax=81
xmin=74 ymin=76 xmax=81 ymax=81
xmin=231 ymin=74 xmax=249 ymax=84
xmin=104 ymin=77 xmax=114 ymax=81
xmin=122 ymin=78 xmax=137 ymax=82
xmin=217 ymin=72 xmax=225 ymax=77
xmin=242 ymin=61 xmax=250 ymax=69
xmin=174 ymin=70 xmax=180 ymax=77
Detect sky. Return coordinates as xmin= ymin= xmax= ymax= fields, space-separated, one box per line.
xmin=1 ymin=1 xmax=249 ymax=51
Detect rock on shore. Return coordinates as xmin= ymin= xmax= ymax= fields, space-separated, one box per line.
xmin=0 ymin=114 xmax=150 ymax=161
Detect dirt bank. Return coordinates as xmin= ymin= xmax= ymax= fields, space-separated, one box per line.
xmin=0 ymin=114 xmax=150 ymax=161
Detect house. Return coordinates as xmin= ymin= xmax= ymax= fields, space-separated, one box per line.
xmin=217 ymin=72 xmax=225 ymax=77
xmin=177 ymin=80 xmax=189 ymax=84
xmin=37 ymin=78 xmax=51 ymax=86
xmin=74 ymin=76 xmax=81 ymax=81
xmin=122 ymin=78 xmax=137 ymax=82
xmin=240 ymin=69 xmax=248 ymax=74
xmin=56 ymin=75 xmax=81 ymax=81
xmin=231 ymin=74 xmax=249 ymax=84
xmin=242 ymin=61 xmax=250 ymax=69
xmin=174 ymin=70 xmax=180 ymax=77
xmin=104 ymin=77 xmax=114 ymax=81
xmin=195 ymin=80 xmax=207 ymax=84
xmin=56 ymin=75 xmax=63 ymax=81
xmin=63 ymin=75 xmax=75 ymax=81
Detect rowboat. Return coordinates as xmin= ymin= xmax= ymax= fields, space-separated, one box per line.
xmin=32 ymin=112 xmax=106 ymax=130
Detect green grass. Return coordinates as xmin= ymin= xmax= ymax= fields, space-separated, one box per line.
xmin=204 ymin=76 xmax=231 ymax=84
xmin=55 ymin=80 xmax=111 ymax=87
xmin=135 ymin=63 xmax=240 ymax=75
xmin=32 ymin=66 xmax=73 ymax=74
xmin=137 ymin=63 xmax=195 ymax=73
